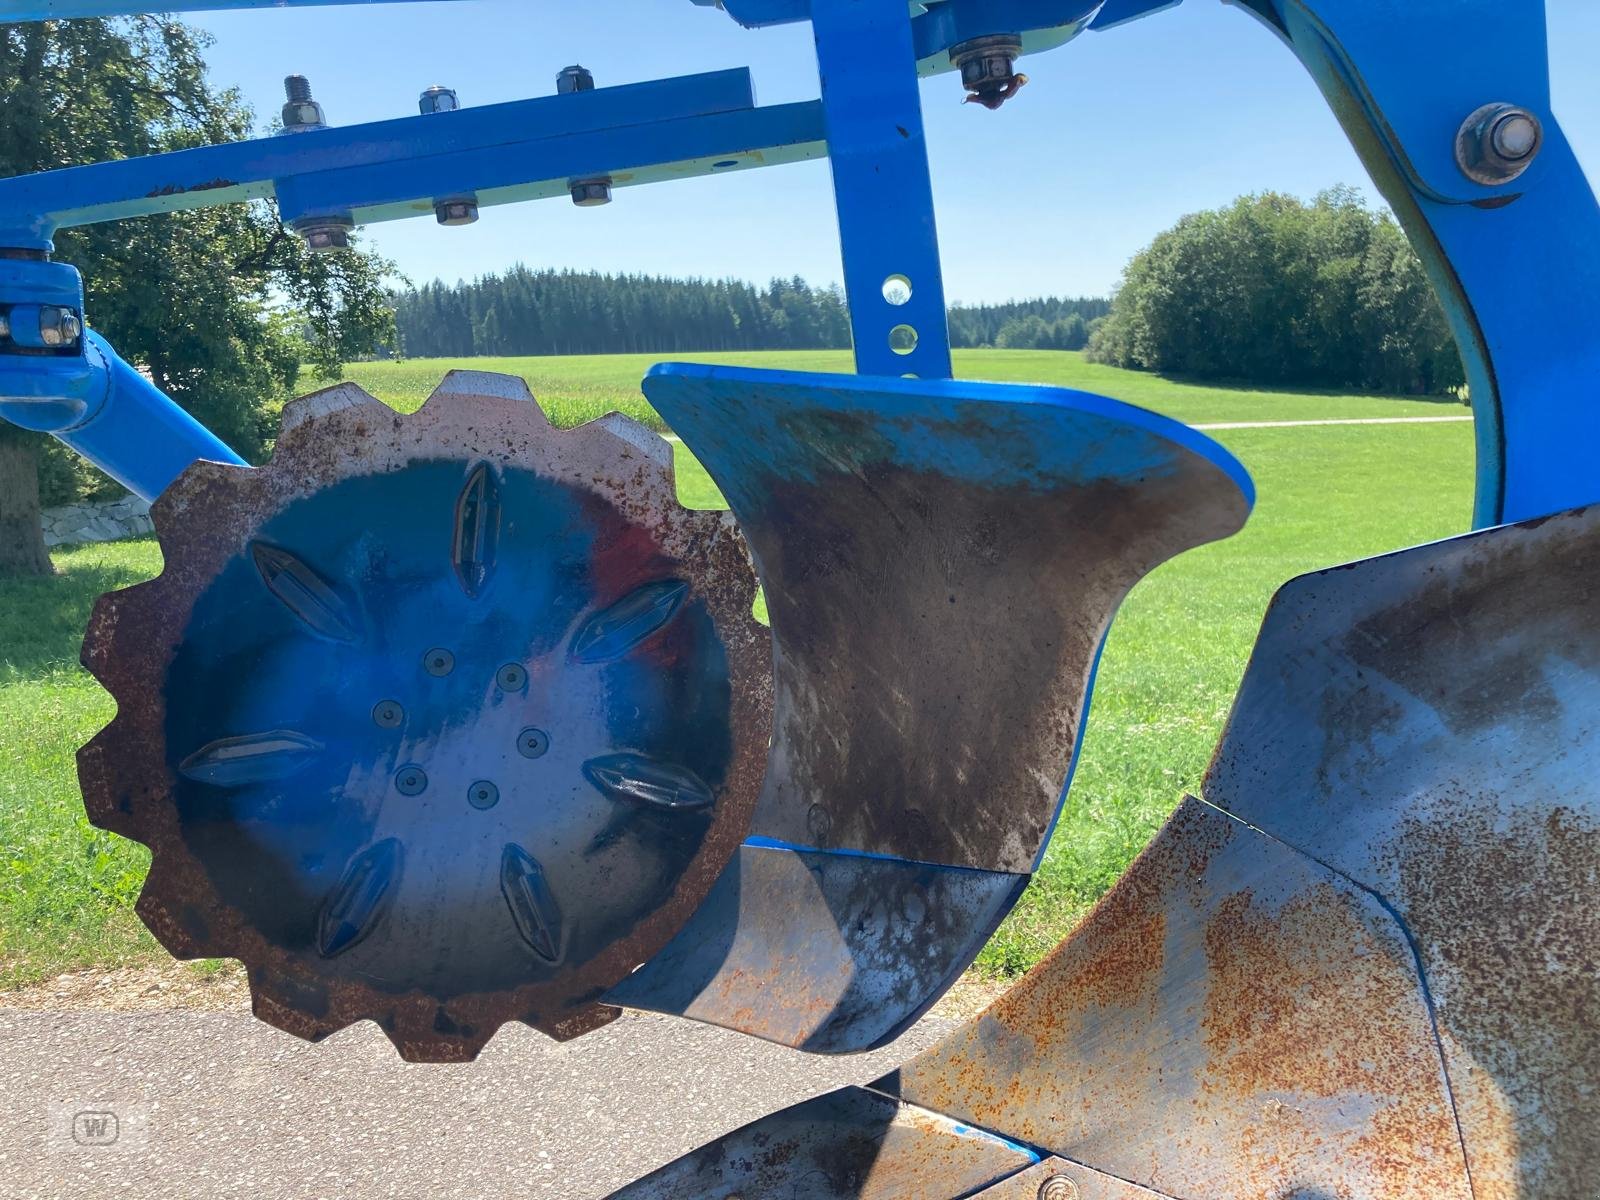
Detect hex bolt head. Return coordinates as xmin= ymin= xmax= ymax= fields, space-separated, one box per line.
xmin=435 ymin=199 xmax=480 ymax=227
xmin=37 ymin=306 xmax=81 ymax=347
xmin=424 ymin=648 xmax=456 ymax=677
xmin=570 ymin=179 xmax=613 ymax=207
xmin=419 ymin=85 xmax=460 ymax=116
xmin=556 ymin=64 xmax=595 ymax=95
xmin=1038 ymin=1177 xmax=1079 ymax=1200
xmin=1456 ymin=102 xmax=1543 ymax=185
xmin=293 ymin=216 xmax=354 ymax=252
xmin=517 ymin=727 xmax=550 ymax=759
xmin=395 ymin=766 xmax=429 ymax=796
xmin=372 ymin=700 xmax=405 ymax=729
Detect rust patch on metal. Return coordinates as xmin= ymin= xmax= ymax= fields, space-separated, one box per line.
xmin=884 ymin=799 xmax=1471 ymax=1199
xmin=971 ymin=1157 xmax=1176 ymax=1198
xmin=145 ymin=178 xmax=239 ymax=198
xmin=1205 ymin=502 xmax=1600 ymax=1198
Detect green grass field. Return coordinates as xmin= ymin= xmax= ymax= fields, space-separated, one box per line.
xmin=0 ymin=350 xmax=1475 ymax=986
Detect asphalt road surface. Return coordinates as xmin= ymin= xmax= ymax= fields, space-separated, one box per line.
xmin=0 ymin=1006 xmax=953 ymax=1199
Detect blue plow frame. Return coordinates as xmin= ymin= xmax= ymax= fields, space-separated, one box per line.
xmin=1 ymin=3 xmax=1598 ymax=1182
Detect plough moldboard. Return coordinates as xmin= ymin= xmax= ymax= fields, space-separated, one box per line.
xmin=1 ymin=1 xmax=1596 ymax=1196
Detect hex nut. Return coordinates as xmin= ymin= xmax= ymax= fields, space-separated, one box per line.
xmin=570 ymin=179 xmax=612 ymax=207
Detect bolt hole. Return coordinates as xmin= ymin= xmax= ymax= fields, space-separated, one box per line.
xmin=712 ymin=159 xmax=739 ymax=169
xmin=889 ymin=324 xmax=918 ymax=356
xmin=881 ymin=274 xmax=912 ymax=306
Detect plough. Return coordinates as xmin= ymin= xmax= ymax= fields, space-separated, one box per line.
xmin=0 ymin=1 xmax=1595 ymax=1196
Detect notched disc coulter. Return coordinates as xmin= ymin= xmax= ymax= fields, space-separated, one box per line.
xmin=78 ymin=372 xmax=773 ymax=1062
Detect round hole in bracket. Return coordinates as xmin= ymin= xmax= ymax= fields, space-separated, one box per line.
xmin=882 ymin=274 xmax=912 ymax=306
xmin=889 ymin=324 xmax=919 ymax=356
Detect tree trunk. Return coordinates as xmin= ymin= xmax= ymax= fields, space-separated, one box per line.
xmin=0 ymin=426 xmax=54 ymax=577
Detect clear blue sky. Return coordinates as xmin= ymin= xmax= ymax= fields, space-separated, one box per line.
xmin=189 ymin=0 xmax=1600 ymax=304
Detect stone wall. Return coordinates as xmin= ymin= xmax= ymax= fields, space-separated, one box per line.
xmin=40 ymin=493 xmax=154 ymax=548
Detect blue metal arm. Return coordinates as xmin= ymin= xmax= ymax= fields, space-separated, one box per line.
xmin=0 ymin=70 xmax=823 ymax=249
xmin=1249 ymin=0 xmax=1600 ymax=526
xmin=0 ymin=261 xmax=245 ymax=502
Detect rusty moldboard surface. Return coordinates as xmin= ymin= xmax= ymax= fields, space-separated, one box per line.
xmin=645 ymin=364 xmax=1253 ymax=874
xmin=1204 ymin=502 xmax=1600 ymax=1199
xmin=605 ymin=843 xmax=1026 ymax=1053
xmin=880 ymin=798 xmax=1473 ymax=1200
xmin=971 ymin=1158 xmax=1176 ymax=1198
xmin=77 ymin=371 xmax=773 ymax=1062
xmin=605 ymin=1086 xmax=1037 ymax=1200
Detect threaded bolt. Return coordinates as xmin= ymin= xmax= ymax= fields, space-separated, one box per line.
xmin=1038 ymin=1177 xmax=1079 ymax=1200
xmin=38 ymin=306 xmax=81 ymax=347
xmin=282 ymin=75 xmax=326 ymax=132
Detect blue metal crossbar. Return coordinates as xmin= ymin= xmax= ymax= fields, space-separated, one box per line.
xmin=0 ymin=70 xmax=824 ymax=249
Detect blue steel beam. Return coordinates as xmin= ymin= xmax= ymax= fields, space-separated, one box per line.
xmin=0 ymin=70 xmax=824 ymax=247
xmin=809 ymin=0 xmax=953 ymax=378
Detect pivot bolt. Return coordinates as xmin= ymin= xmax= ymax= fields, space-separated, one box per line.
xmin=556 ymin=64 xmax=595 ymax=95
xmin=292 ymin=215 xmax=354 ymax=253
xmin=418 ymin=85 xmax=459 ymax=116
xmin=1456 ymin=102 xmax=1543 ymax=185
xmin=1038 ymin=1177 xmax=1079 ymax=1200
xmin=951 ymin=35 xmax=1026 ymax=110
xmin=37 ymin=306 xmax=81 ymax=347
xmin=281 ymin=75 xmax=327 ymax=132
xmin=570 ymin=179 xmax=612 ymax=207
